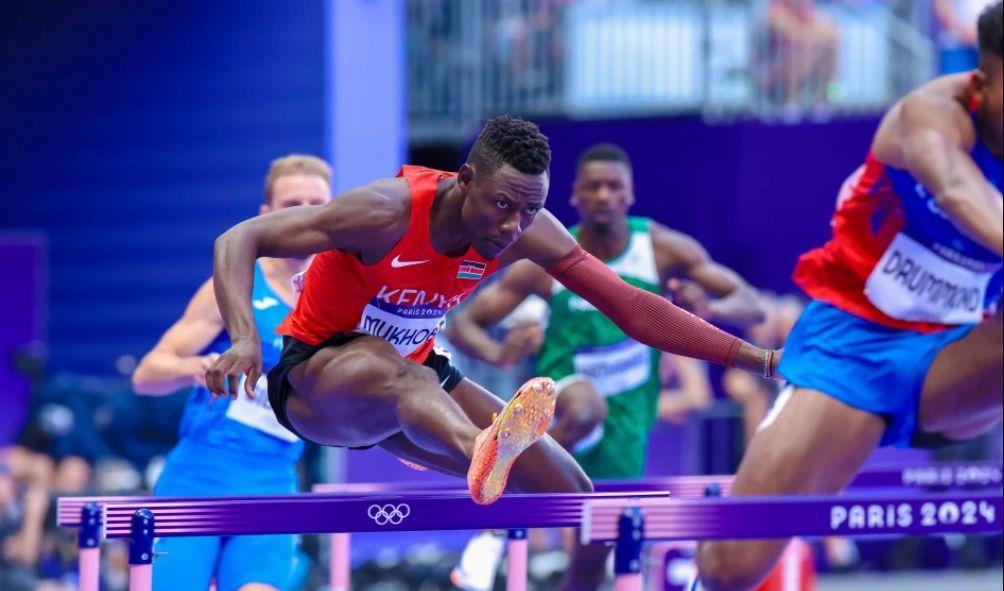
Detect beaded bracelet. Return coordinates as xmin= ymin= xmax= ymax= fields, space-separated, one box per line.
xmin=761 ymin=349 xmax=774 ymax=379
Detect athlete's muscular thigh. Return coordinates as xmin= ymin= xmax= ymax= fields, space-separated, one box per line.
xmin=284 ymin=336 xmax=414 ymax=447
xmin=919 ymin=311 xmax=1004 ymax=436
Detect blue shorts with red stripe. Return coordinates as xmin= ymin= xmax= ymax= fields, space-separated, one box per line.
xmin=778 ymin=300 xmax=974 ymax=448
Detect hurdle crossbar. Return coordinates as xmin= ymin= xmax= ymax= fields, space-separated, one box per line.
xmin=582 ymin=491 xmax=1004 ymax=544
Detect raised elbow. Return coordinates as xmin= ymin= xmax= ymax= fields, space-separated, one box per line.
xmin=213 ymin=227 xmax=236 ymax=256
xmin=749 ymin=297 xmax=768 ymax=325
xmin=130 ymin=361 xmax=165 ymax=396
xmin=130 ymin=367 xmax=154 ymax=395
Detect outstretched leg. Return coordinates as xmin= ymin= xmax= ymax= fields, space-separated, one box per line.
xmin=440 ymin=378 xmax=592 ymax=494
xmin=284 ymin=336 xmax=584 ymax=503
xmin=695 ymin=387 xmax=884 ymax=591
xmin=375 ymin=377 xmax=594 ymax=493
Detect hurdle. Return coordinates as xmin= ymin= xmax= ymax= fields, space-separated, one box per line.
xmin=309 ymin=460 xmax=1002 ymax=589
xmin=581 ymin=491 xmax=1004 ymax=591
xmin=58 ymin=460 xmax=1003 ymax=591
xmin=59 ymin=490 xmax=669 ymax=591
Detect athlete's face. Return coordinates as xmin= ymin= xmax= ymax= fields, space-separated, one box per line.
xmin=974 ymin=53 xmax=1004 ymax=157
xmin=458 ymin=163 xmax=548 ymax=259
xmin=572 ymin=160 xmax=635 ymax=233
xmin=260 ymin=174 xmax=333 ymax=215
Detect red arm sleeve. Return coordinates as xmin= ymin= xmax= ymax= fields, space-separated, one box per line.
xmin=547 ymin=246 xmax=743 ymax=367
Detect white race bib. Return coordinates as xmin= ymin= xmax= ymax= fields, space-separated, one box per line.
xmin=573 ymin=340 xmax=652 ymax=397
xmin=225 ymin=375 xmax=300 ymax=443
xmin=356 ymin=300 xmax=446 ymax=357
xmin=864 ymin=233 xmax=998 ymax=325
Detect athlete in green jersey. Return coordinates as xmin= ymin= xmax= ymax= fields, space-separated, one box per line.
xmin=448 ymin=143 xmax=765 ymax=590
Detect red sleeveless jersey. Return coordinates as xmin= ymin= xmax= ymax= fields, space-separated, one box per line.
xmin=276 ymin=165 xmax=499 ymax=362
xmin=792 ymin=91 xmax=1003 ymax=332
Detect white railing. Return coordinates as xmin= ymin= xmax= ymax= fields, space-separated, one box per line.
xmin=407 ymin=0 xmax=935 ymax=143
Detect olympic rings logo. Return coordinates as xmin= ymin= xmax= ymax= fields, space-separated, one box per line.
xmin=367 ymin=503 xmax=411 ymax=526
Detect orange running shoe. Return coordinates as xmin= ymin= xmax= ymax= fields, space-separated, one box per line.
xmin=467 ymin=377 xmax=556 ymax=505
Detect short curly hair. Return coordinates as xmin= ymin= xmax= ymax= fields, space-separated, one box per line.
xmin=467 ymin=115 xmax=551 ymax=181
xmin=978 ymin=1 xmax=1002 ymax=58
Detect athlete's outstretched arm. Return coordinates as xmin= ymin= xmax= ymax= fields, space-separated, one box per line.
xmin=207 ymin=183 xmax=407 ymax=399
xmin=651 ymin=224 xmax=766 ymax=328
xmin=507 ymin=211 xmax=776 ymax=376
xmin=132 ymin=279 xmax=224 ymax=395
xmin=447 ymin=260 xmax=551 ymax=366
xmin=898 ymin=94 xmax=1004 ymax=256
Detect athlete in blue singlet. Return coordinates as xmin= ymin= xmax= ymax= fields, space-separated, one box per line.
xmin=695 ymin=4 xmax=1003 ymax=590
xmin=132 ymin=154 xmax=333 ymax=591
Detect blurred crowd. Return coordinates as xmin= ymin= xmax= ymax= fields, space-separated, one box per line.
xmin=0 ymin=347 xmax=329 ymax=590
xmin=412 ymin=0 xmax=1001 ymax=123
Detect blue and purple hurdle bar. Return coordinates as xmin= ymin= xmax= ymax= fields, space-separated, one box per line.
xmin=58 ymin=461 xmax=1002 ymax=591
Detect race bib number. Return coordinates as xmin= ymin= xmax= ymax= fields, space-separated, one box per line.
xmin=225 ymin=375 xmax=300 ymax=443
xmin=573 ymin=339 xmax=652 ymax=397
xmin=864 ymin=233 xmax=998 ymax=324
xmin=356 ymin=298 xmax=447 ymax=357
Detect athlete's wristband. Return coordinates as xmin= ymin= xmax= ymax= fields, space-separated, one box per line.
xmin=761 ymin=349 xmax=774 ymax=379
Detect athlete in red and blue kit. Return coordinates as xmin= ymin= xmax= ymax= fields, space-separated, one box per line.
xmin=694 ymin=4 xmax=1004 ymax=591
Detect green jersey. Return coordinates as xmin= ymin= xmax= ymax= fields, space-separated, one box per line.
xmin=535 ymin=217 xmax=662 ymax=479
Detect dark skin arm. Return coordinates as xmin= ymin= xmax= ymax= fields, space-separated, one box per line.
xmin=502 ymin=211 xmax=775 ymax=375
xmin=447 ymin=260 xmax=552 ymax=366
xmin=206 ymin=179 xmax=410 ymax=399
xmin=651 ymin=223 xmax=766 ymax=328
xmin=454 ymin=220 xmax=766 ymax=363
xmin=873 ymin=79 xmax=1003 ymax=257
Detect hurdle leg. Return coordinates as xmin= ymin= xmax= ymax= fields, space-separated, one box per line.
xmin=77 ymin=502 xmax=103 ymax=591
xmin=330 ymin=532 xmax=351 ymax=591
xmin=613 ymin=507 xmax=644 ymax=591
xmin=128 ymin=509 xmax=155 ymax=591
xmin=506 ymin=529 xmax=528 ymax=591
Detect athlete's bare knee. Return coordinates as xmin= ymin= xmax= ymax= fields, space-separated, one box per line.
xmin=697 ymin=541 xmax=770 ymax=591
xmin=580 ymin=473 xmax=595 ymax=493
xmin=553 ymin=382 xmax=607 ymax=447
xmin=508 ymin=436 xmax=594 ymax=495
xmin=559 ymin=386 xmax=607 ymax=424
xmin=560 ymin=461 xmax=594 ymax=493
xmin=533 ymin=467 xmax=592 ymax=494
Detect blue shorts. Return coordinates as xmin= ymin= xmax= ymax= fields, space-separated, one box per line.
xmin=778 ymin=300 xmax=974 ymax=449
xmin=152 ymin=440 xmax=299 ymax=591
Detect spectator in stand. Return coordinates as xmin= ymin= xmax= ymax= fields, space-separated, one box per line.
xmin=765 ymin=0 xmax=841 ymax=109
xmin=935 ymin=0 xmax=996 ymax=73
